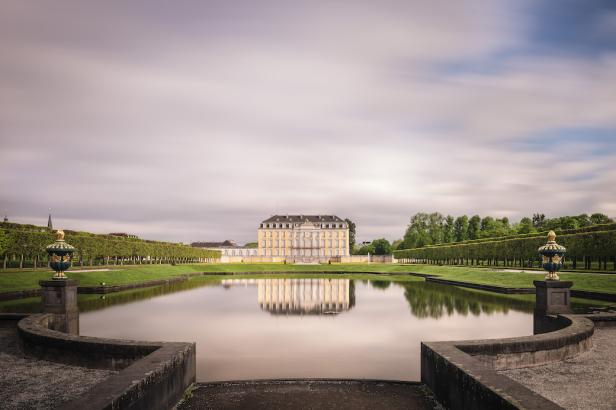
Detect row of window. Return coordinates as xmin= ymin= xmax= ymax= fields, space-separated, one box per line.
xmin=260 ymin=223 xmax=346 ymax=229
xmin=261 ymin=248 xmax=347 ymax=256
xmin=261 ymin=240 xmax=347 ymax=248
xmin=261 ymin=231 xmax=345 ymax=239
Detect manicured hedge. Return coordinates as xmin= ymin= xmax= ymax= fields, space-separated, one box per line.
xmin=394 ymin=229 xmax=616 ymax=270
xmin=0 ymin=223 xmax=220 ymax=269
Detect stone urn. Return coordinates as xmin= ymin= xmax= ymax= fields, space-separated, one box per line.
xmin=537 ymin=230 xmax=566 ymax=280
xmin=46 ymin=230 xmax=75 ymax=280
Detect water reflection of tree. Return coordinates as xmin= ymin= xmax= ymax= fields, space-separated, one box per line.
xmin=0 ymin=278 xmax=224 ymax=314
xmin=370 ymin=280 xmax=391 ymax=290
xmin=78 ymin=279 xmax=222 ymax=312
xmin=398 ymin=282 xmax=535 ymax=319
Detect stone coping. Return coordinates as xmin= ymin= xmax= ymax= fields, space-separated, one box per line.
xmin=422 ymin=314 xmax=615 ymax=410
xmin=456 ymin=315 xmax=594 ymax=361
xmin=18 ymin=313 xmax=161 ymax=370
xmin=17 ymin=313 xmax=196 ymax=410
xmin=0 ymin=274 xmax=200 ymax=301
xmin=423 ymin=276 xmax=535 ymax=294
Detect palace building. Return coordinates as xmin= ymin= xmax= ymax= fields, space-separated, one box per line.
xmin=258 ymin=215 xmax=350 ymax=260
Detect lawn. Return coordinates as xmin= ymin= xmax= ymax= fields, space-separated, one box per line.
xmin=2 ymin=262 xmax=616 ymax=295
xmin=0 ymin=263 xmax=413 ymax=292
xmin=0 ymin=264 xmax=208 ymax=292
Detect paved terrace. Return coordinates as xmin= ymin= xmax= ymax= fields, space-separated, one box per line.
xmin=177 ymin=380 xmax=443 ymax=410
xmin=0 ymin=320 xmax=116 ymax=409
xmin=501 ymin=326 xmax=616 ymax=410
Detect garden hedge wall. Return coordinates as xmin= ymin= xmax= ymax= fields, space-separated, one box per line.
xmin=394 ymin=229 xmax=616 ymax=270
xmin=1 ymin=222 xmax=220 ymax=268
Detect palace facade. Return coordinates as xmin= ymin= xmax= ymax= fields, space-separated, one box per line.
xmin=258 ymin=215 xmax=350 ymax=260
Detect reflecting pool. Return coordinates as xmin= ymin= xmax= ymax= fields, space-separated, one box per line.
xmin=77 ymin=277 xmax=537 ymax=382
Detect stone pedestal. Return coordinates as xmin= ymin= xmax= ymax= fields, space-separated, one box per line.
xmin=534 ymin=280 xmax=573 ymax=315
xmin=39 ymin=279 xmax=79 ymax=335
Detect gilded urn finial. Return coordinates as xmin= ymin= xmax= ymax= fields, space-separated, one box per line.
xmin=46 ymin=228 xmax=75 ymax=280
xmin=56 ymin=229 xmax=65 ymax=241
xmin=538 ymin=230 xmax=566 ymax=281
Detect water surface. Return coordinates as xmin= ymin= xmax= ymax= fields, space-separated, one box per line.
xmin=78 ymin=277 xmax=535 ymax=381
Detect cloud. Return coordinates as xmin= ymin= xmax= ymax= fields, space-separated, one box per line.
xmin=0 ymin=0 xmax=615 ymax=243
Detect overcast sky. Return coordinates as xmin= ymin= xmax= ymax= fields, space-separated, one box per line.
xmin=1 ymin=0 xmax=616 ymax=244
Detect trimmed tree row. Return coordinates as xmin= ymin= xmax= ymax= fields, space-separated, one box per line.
xmin=0 ymin=223 xmax=221 ymax=269
xmin=394 ymin=229 xmax=616 ymax=271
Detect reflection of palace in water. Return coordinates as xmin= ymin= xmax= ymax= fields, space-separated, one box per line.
xmin=221 ymin=278 xmax=355 ymax=315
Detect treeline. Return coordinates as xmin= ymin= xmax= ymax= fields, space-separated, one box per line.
xmin=398 ymin=212 xmax=613 ymax=250
xmin=355 ymin=238 xmax=392 ymax=255
xmin=394 ymin=225 xmax=616 ymax=271
xmin=0 ymin=222 xmax=221 ymax=269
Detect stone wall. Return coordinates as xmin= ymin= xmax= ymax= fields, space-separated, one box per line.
xmin=17 ymin=314 xmax=195 ymax=410
xmin=421 ymin=314 xmax=598 ymax=410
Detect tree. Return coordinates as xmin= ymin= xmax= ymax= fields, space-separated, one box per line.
xmin=427 ymin=212 xmax=444 ymax=245
xmin=345 ymin=218 xmax=356 ymax=253
xmin=532 ymin=213 xmax=546 ymax=229
xmin=402 ymin=213 xmax=431 ymax=249
xmin=356 ymin=243 xmax=374 ymax=255
xmin=516 ymin=217 xmax=536 ymax=234
xmin=496 ymin=217 xmax=512 ymax=236
xmin=590 ymin=213 xmax=612 ymax=225
xmin=244 ymin=242 xmax=258 ymax=248
xmin=391 ymin=239 xmax=404 ymax=250
xmin=0 ymin=229 xmax=9 ymax=258
xmin=453 ymin=216 xmax=469 ymax=242
xmin=443 ymin=215 xmax=455 ymax=243
xmin=371 ymin=238 xmax=392 ymax=255
xmin=480 ymin=216 xmax=495 ymax=234
xmin=575 ymin=214 xmax=591 ymax=228
xmin=467 ymin=215 xmax=481 ymax=240
xmin=559 ymin=216 xmax=579 ymax=230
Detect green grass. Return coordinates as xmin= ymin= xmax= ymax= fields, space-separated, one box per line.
xmin=197 ymin=263 xmax=413 ymax=273
xmin=2 ymin=262 xmax=616 ymax=295
xmin=0 ymin=263 xmax=413 ymax=292
xmin=399 ymin=265 xmax=616 ymax=294
xmin=0 ymin=264 xmax=208 ymax=292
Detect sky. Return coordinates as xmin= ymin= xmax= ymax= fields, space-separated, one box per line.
xmin=1 ymin=0 xmax=615 ymax=244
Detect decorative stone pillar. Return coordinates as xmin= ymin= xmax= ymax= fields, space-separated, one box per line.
xmin=534 ymin=279 xmax=573 ymax=314
xmin=42 ymin=229 xmax=79 ymax=334
xmin=39 ymin=279 xmax=79 ymax=334
xmin=533 ymin=230 xmax=572 ymax=333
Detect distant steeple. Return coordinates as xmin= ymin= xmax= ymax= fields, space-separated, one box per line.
xmin=47 ymin=210 xmax=53 ymax=230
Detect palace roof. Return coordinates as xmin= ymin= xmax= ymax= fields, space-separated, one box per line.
xmin=261 ymin=215 xmax=345 ymax=223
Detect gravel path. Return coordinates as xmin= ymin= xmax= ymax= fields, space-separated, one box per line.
xmin=0 ymin=322 xmax=116 ymax=410
xmin=501 ymin=327 xmax=616 ymax=410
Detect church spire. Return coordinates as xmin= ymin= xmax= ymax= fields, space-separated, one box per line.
xmin=47 ymin=209 xmax=53 ymax=230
